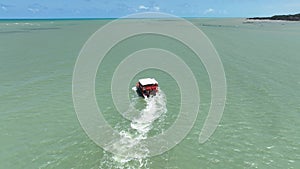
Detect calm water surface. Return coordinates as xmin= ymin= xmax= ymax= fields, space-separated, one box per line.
xmin=0 ymin=18 xmax=299 ymax=169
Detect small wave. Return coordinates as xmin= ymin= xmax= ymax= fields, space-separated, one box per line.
xmin=0 ymin=22 xmax=41 ymax=27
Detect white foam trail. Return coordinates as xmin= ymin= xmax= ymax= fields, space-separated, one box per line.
xmin=131 ymin=91 xmax=167 ymax=134
xmin=102 ymin=88 xmax=167 ymax=169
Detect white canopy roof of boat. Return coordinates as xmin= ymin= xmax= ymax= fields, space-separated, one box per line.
xmin=138 ymin=78 xmax=158 ymax=86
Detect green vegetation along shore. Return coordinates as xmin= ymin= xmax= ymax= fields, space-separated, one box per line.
xmin=248 ymin=13 xmax=300 ymax=21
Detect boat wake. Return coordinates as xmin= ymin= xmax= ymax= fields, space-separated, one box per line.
xmin=100 ymin=88 xmax=167 ymax=169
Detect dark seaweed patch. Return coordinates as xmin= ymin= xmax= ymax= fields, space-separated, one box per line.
xmin=21 ymin=27 xmax=60 ymax=31
xmin=0 ymin=30 xmax=29 ymax=34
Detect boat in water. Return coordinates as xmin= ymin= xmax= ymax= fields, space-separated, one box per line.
xmin=136 ymin=78 xmax=158 ymax=98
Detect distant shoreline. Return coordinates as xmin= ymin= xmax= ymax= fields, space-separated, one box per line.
xmin=247 ymin=13 xmax=300 ymax=21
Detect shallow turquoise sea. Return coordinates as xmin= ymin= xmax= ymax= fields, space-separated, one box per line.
xmin=0 ymin=18 xmax=300 ymax=169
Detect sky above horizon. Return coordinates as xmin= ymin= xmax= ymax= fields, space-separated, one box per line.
xmin=0 ymin=0 xmax=300 ymax=18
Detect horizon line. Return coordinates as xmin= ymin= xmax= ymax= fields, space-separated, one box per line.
xmin=0 ymin=16 xmax=246 ymax=20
